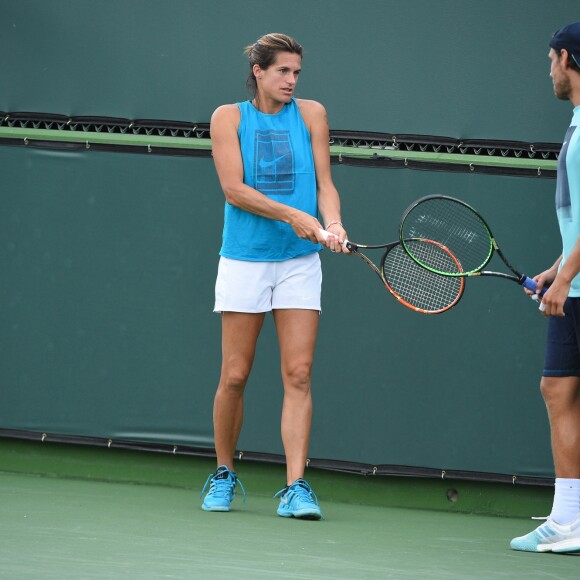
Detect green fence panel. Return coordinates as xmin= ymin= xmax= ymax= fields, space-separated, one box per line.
xmin=0 ymin=145 xmax=559 ymax=477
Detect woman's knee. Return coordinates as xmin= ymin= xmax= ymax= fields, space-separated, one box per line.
xmin=219 ymin=363 xmax=252 ymax=394
xmin=283 ymin=362 xmax=312 ymax=394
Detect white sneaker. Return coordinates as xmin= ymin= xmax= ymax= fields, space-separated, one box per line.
xmin=510 ymin=514 xmax=580 ymax=553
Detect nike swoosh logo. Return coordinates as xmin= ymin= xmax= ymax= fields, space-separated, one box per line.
xmin=259 ymin=153 xmax=288 ymax=170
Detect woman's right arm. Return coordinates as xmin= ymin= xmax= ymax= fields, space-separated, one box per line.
xmin=210 ymin=105 xmax=325 ymax=244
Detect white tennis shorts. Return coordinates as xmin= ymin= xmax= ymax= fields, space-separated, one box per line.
xmin=214 ymin=253 xmax=322 ymax=313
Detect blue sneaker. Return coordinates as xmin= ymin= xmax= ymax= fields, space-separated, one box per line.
xmin=200 ymin=465 xmax=245 ymax=512
xmin=274 ymin=479 xmax=322 ymax=520
xmin=510 ymin=515 xmax=580 ymax=553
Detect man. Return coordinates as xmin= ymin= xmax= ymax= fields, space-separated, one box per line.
xmin=511 ymin=22 xmax=580 ymax=553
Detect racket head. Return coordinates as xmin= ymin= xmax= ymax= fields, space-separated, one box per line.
xmin=380 ymin=239 xmax=465 ymax=314
xmin=399 ymin=195 xmax=493 ymax=276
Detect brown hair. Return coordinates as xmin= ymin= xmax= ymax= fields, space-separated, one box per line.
xmin=556 ymin=48 xmax=580 ymax=73
xmin=244 ymin=33 xmax=303 ymax=97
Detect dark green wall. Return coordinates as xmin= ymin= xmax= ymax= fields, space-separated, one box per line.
xmin=1 ymin=0 xmax=576 ymax=140
xmin=1 ymin=0 xmax=576 ymax=478
xmin=0 ymin=145 xmax=559 ymax=476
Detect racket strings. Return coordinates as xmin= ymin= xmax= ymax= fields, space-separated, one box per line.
xmin=382 ymin=242 xmax=463 ymax=312
xmin=401 ymin=198 xmax=492 ymax=275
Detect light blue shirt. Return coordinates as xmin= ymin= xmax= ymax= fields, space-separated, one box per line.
xmin=556 ymin=105 xmax=580 ymax=296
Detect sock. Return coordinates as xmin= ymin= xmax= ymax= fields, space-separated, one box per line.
xmin=550 ymin=478 xmax=580 ymax=525
xmin=215 ymin=465 xmax=233 ymax=479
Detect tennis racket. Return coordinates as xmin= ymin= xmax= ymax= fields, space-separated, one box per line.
xmin=399 ymin=195 xmax=545 ymax=299
xmin=320 ymin=229 xmax=465 ymax=314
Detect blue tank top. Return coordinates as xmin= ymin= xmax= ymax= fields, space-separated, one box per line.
xmin=219 ymin=98 xmax=321 ymax=261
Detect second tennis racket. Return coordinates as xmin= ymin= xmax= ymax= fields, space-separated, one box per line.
xmin=399 ymin=195 xmax=545 ymax=297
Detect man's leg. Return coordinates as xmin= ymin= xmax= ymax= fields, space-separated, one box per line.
xmin=541 ymin=376 xmax=580 ymax=479
xmin=541 ymin=375 xmax=580 ymax=525
xmin=510 ymin=375 xmax=580 ymax=551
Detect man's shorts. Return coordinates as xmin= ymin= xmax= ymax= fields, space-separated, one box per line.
xmin=543 ymin=297 xmax=580 ymax=377
xmin=214 ymin=252 xmax=322 ymax=314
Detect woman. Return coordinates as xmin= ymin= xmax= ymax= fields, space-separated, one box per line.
xmin=200 ymin=33 xmax=348 ymax=519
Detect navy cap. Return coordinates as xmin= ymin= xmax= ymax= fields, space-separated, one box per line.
xmin=549 ymin=22 xmax=580 ymax=68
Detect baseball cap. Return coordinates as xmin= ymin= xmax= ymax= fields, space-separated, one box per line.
xmin=549 ymin=22 xmax=580 ymax=67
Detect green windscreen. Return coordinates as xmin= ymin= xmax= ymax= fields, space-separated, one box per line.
xmin=0 ymin=0 xmax=574 ymax=481
xmin=0 ymin=145 xmax=558 ymax=477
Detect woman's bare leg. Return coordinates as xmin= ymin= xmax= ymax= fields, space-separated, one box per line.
xmin=213 ymin=312 xmax=265 ymax=469
xmin=273 ymin=309 xmax=319 ymax=484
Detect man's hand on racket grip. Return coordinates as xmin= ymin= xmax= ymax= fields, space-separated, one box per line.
xmin=539 ymin=276 xmax=569 ymax=317
xmin=528 ymin=267 xmax=564 ymax=317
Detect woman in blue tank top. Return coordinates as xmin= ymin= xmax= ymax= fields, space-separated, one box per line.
xmin=200 ymin=33 xmax=349 ymax=519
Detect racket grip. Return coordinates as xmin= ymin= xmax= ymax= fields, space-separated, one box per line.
xmin=521 ymin=276 xmax=547 ymax=296
xmin=319 ymin=228 xmax=349 ymax=248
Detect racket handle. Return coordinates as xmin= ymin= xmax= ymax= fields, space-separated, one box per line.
xmin=319 ymin=228 xmax=349 ymax=249
xmin=521 ymin=276 xmax=547 ymax=296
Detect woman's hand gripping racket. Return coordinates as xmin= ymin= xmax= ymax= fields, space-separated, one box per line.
xmin=320 ymin=229 xmax=465 ymax=314
xmin=398 ymin=195 xmax=547 ymax=308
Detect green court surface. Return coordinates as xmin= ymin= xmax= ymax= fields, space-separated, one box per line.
xmin=1 ymin=439 xmax=578 ymax=579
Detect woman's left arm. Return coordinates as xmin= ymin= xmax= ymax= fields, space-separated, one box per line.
xmin=299 ymin=99 xmax=349 ymax=253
